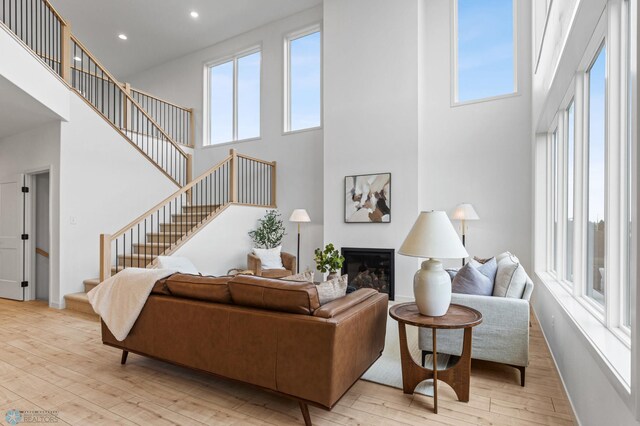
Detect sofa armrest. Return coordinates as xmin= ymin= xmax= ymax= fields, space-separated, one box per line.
xmin=314 ymin=289 xmax=378 ymax=318
xmin=247 ymin=253 xmax=262 ymax=276
xmin=451 ymin=293 xmax=530 ymax=330
xmin=281 ymin=252 xmax=297 ymax=273
xmin=522 ymin=278 xmax=534 ymax=302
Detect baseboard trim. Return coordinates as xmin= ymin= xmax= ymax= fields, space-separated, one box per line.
xmin=49 ymin=301 xmax=64 ymax=309
xmin=531 ymin=306 xmax=582 ymax=426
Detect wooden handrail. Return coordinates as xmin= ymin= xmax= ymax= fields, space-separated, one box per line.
xmin=236 ymin=153 xmax=277 ymax=166
xmin=69 ymin=34 xmax=188 ymax=160
xmin=109 ymin=154 xmax=233 ymax=240
xmin=129 ymin=87 xmax=192 ymax=112
xmin=35 ymin=247 xmax=49 ymax=258
xmin=43 ymin=0 xmax=68 ymax=26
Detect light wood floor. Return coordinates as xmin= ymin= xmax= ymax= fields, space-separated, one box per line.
xmin=0 ymin=299 xmax=576 ymax=425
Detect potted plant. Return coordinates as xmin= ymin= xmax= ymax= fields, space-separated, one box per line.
xmin=314 ymin=243 xmax=345 ymax=280
xmin=248 ymin=210 xmax=286 ymax=248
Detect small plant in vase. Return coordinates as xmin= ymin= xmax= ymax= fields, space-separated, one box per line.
xmin=248 ymin=210 xmax=286 ymax=248
xmin=314 ymin=243 xmax=345 ymax=280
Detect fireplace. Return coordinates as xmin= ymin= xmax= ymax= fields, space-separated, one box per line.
xmin=341 ymin=247 xmax=394 ymax=300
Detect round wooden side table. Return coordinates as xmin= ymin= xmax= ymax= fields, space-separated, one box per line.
xmin=389 ymin=302 xmax=482 ymax=414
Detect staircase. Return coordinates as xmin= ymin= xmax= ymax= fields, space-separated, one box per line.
xmin=66 ymin=149 xmax=276 ymax=315
xmin=0 ymin=0 xmax=277 ymax=315
xmin=1 ymin=0 xmax=194 ymax=187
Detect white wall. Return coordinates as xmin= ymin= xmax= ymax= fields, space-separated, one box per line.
xmin=58 ymin=95 xmax=179 ymax=305
xmin=323 ymin=0 xmax=421 ymax=301
xmin=173 ymin=205 xmax=267 ymax=276
xmin=421 ymin=0 xmax=533 ymax=271
xmin=0 ymin=122 xmax=62 ymax=306
xmin=126 ymin=6 xmax=324 ymax=274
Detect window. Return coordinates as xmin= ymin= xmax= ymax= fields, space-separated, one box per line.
xmin=454 ymin=0 xmax=516 ymax=103
xmin=551 ymin=128 xmax=559 ymax=273
xmin=565 ymin=100 xmax=575 ymax=283
xmin=539 ymin=1 xmax=634 ymax=388
xmin=207 ymin=49 xmax=261 ymax=145
xmin=586 ymin=44 xmax=606 ymax=306
xmin=285 ymin=27 xmax=321 ymax=132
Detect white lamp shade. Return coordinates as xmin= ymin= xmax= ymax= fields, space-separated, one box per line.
xmin=451 ymin=203 xmax=480 ymax=221
xmin=289 ymin=209 xmax=311 ymax=222
xmin=399 ymin=211 xmax=469 ymax=259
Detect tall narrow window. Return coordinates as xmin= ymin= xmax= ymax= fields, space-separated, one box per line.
xmin=455 ymin=0 xmax=516 ymax=103
xmin=208 ymin=49 xmax=261 ymax=145
xmin=285 ymin=28 xmax=321 ymax=132
xmin=624 ymin=9 xmax=632 ymax=328
xmin=565 ymin=101 xmax=575 ymax=283
xmin=551 ymin=128 xmax=559 ymax=273
xmin=586 ymin=44 xmax=606 ymax=306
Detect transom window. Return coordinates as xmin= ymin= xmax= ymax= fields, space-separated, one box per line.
xmin=206 ymin=48 xmax=261 ymax=145
xmin=284 ymin=26 xmax=322 ymax=132
xmin=453 ymin=0 xmax=516 ymax=103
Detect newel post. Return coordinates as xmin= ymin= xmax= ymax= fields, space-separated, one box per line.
xmin=186 ymin=154 xmax=193 ymax=205
xmin=100 ymin=234 xmax=111 ymax=282
xmin=123 ymin=83 xmax=131 ymax=131
xmin=60 ymin=22 xmax=71 ymax=84
xmin=189 ymin=108 xmax=195 ymax=147
xmin=271 ymin=161 xmax=277 ymax=207
xmin=230 ymin=149 xmax=238 ymax=203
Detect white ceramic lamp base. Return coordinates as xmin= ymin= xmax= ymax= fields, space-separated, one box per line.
xmin=413 ymin=258 xmax=451 ymax=316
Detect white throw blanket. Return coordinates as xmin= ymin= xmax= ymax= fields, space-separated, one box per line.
xmin=87 ymin=268 xmax=177 ymax=341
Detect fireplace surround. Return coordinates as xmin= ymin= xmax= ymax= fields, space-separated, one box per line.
xmin=341 ymin=247 xmax=394 ymax=300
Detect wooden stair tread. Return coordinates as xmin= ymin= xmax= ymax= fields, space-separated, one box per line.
xmin=64 ymin=292 xmax=98 ymax=316
xmin=83 ymin=278 xmax=100 ymax=293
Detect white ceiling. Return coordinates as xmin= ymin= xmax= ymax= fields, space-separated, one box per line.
xmin=50 ymin=0 xmax=322 ymax=78
xmin=0 ymin=76 xmax=60 ymax=139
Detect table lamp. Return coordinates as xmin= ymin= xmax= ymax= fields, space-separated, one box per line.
xmin=451 ymin=203 xmax=479 ymax=266
xmin=399 ymin=211 xmax=469 ymax=316
xmin=289 ymin=209 xmax=311 ymax=273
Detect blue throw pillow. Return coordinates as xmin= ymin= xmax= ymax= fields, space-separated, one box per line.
xmin=451 ymin=262 xmax=494 ymax=296
xmin=469 ymin=257 xmax=498 ymax=284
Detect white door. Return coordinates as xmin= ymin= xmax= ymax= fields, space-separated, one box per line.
xmin=0 ymin=175 xmax=25 ymax=301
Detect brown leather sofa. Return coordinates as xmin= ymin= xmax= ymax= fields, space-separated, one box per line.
xmin=247 ymin=251 xmax=296 ymax=278
xmin=100 ymin=273 xmax=388 ymax=425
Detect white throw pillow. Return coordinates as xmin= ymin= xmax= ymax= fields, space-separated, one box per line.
xmin=493 ymin=253 xmax=527 ymax=298
xmin=154 ymin=256 xmax=199 ymax=274
xmin=252 ymin=246 xmax=284 ymax=269
xmin=316 ymin=274 xmax=348 ymax=305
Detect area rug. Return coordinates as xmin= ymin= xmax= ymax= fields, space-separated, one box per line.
xmin=361 ymin=305 xmax=452 ymax=397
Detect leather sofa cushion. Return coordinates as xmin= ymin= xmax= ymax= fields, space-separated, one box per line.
xmin=261 ymin=269 xmax=292 ymax=279
xmin=314 ymin=288 xmax=378 ymax=318
xmin=228 ymin=275 xmax=320 ymax=315
xmin=161 ymin=273 xmax=233 ymax=304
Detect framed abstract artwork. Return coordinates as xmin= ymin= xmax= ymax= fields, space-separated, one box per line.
xmin=344 ymin=173 xmax=391 ymax=223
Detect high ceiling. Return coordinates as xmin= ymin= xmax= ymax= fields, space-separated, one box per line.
xmin=50 ymin=0 xmax=322 ymax=78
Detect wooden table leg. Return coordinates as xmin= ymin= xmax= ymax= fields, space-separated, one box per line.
xmin=396 ymin=323 xmax=474 ymax=413
xmin=433 ymin=328 xmax=438 ymax=414
xmin=436 ymin=327 xmax=473 ymax=402
xmin=397 ymin=322 xmax=434 ymax=395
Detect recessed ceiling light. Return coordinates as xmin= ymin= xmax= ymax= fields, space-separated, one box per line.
xmin=118 ymin=34 xmax=128 ymax=40
xmin=190 ymin=11 xmax=199 ymax=18
xmin=73 ymin=56 xmax=82 ymax=62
